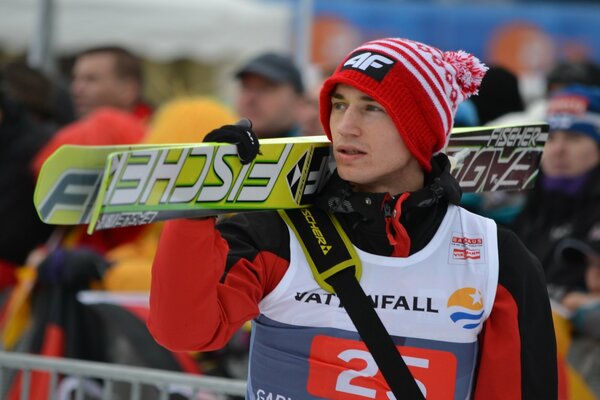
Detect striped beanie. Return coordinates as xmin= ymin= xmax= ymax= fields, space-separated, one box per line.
xmin=546 ymin=84 xmax=600 ymax=145
xmin=320 ymin=38 xmax=488 ymax=171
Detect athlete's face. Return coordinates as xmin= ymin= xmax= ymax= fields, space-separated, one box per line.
xmin=541 ymin=130 xmax=600 ymax=178
xmin=329 ymin=84 xmax=424 ymax=194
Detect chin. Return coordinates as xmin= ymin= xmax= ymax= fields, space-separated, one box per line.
xmin=336 ymin=166 xmax=352 ymax=181
xmin=337 ymin=168 xmax=365 ymax=186
xmin=545 ymin=170 xmax=574 ymax=178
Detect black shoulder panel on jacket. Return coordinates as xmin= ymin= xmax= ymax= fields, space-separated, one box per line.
xmin=216 ymin=211 xmax=291 ymax=274
xmin=496 ymin=226 xmax=558 ymax=400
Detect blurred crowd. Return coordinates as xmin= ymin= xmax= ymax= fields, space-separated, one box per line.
xmin=1 ymin=43 xmax=600 ymax=399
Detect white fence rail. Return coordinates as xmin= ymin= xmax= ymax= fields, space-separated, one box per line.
xmin=0 ymin=350 xmax=247 ymax=400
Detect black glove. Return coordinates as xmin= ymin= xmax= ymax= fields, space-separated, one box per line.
xmin=203 ymin=118 xmax=260 ymax=164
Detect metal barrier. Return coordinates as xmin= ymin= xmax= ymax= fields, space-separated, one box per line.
xmin=0 ymin=350 xmax=247 ymax=400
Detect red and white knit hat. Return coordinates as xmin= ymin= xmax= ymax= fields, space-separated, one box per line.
xmin=320 ymin=38 xmax=488 ymax=171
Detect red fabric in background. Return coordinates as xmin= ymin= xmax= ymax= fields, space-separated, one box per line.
xmin=31 ymin=107 xmax=146 ymax=177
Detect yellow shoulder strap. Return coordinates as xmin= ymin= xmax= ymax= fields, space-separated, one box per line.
xmin=278 ymin=207 xmax=361 ymax=293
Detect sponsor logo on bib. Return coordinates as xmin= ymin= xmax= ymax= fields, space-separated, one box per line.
xmin=447 ymin=287 xmax=484 ymax=330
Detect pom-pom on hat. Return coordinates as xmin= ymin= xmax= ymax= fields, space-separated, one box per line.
xmin=319 ymin=38 xmax=488 ymax=171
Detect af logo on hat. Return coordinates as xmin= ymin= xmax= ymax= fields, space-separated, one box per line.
xmin=341 ymin=51 xmax=395 ymax=81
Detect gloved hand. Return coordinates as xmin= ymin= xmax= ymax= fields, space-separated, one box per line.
xmin=203 ymin=118 xmax=260 ymax=164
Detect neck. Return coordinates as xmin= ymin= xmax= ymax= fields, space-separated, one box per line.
xmin=352 ymin=159 xmax=425 ymax=195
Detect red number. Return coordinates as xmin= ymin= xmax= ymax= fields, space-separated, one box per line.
xmin=307 ymin=336 xmax=457 ymax=400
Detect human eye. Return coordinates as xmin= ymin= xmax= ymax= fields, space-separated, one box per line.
xmin=365 ymin=103 xmax=385 ymax=112
xmin=331 ymin=100 xmax=347 ymax=111
xmin=561 ymin=132 xmax=585 ymax=144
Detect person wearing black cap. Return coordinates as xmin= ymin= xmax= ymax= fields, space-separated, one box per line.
xmin=555 ymin=236 xmax=600 ymax=340
xmin=234 ymin=52 xmax=304 ymax=138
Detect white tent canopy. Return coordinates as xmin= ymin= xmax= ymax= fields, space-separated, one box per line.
xmin=0 ymin=0 xmax=293 ymax=63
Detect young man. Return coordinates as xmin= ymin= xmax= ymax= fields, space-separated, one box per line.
xmin=148 ymin=38 xmax=557 ymax=399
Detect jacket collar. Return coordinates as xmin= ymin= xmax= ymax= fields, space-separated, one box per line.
xmin=316 ymin=153 xmax=461 ymax=220
xmin=315 ymin=154 xmax=462 ymax=255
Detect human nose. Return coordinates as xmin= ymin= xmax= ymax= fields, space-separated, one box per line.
xmin=545 ymin=135 xmax=567 ymax=156
xmin=541 ymin=135 xmax=566 ymax=168
xmin=336 ymin=105 xmax=361 ymax=137
xmin=239 ymin=88 xmax=255 ymax=102
xmin=71 ymin=79 xmax=84 ymax=96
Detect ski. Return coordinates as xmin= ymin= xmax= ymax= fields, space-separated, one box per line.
xmin=446 ymin=123 xmax=547 ymax=192
xmin=33 ymin=143 xmax=186 ymax=226
xmin=33 ymin=123 xmax=548 ymax=232
xmin=35 ymin=137 xmax=332 ymax=229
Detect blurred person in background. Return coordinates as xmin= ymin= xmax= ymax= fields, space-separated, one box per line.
xmin=0 ymin=70 xmax=59 ymax=399
xmin=71 ymin=45 xmax=152 ymax=121
xmin=547 ymin=61 xmax=600 ymax=97
xmin=0 ymin=62 xmax=62 ymax=361
xmin=556 ymin=236 xmax=600 ymax=340
xmin=234 ymin=52 xmax=304 ymax=138
xmin=32 ymin=45 xmax=153 ymax=177
xmin=3 ymin=59 xmax=75 ymax=133
xmin=12 ymin=47 xmax=154 ymax=365
xmin=491 ymin=60 xmax=600 ymax=126
xmin=554 ymin=235 xmax=600 ymax=398
xmin=29 ymin=45 xmax=150 ymax=252
xmin=0 ymin=71 xmax=54 ymax=281
xmin=512 ymin=85 xmax=600 ymax=296
xmin=296 ymin=65 xmax=325 ymax=136
xmin=471 ymin=65 xmax=525 ymax=126
xmin=144 ymin=96 xmax=237 ymax=145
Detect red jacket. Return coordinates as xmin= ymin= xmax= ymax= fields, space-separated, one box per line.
xmin=149 ymin=157 xmax=557 ymax=399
